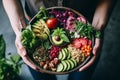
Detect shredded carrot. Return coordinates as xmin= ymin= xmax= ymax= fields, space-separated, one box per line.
xmin=81 ymin=45 xmax=92 ymax=56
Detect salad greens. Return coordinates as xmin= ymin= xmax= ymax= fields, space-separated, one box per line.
xmin=0 ymin=35 xmax=23 ymax=80
xmin=75 ymin=21 xmax=101 ymax=39
xmin=75 ymin=21 xmax=94 ymax=39
xmin=21 ymin=28 xmax=40 ymax=50
xmin=95 ymin=30 xmax=101 ymax=38
xmin=36 ymin=6 xmax=48 ymax=20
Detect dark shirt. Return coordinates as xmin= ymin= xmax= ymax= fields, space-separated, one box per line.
xmin=25 ymin=0 xmax=99 ymax=22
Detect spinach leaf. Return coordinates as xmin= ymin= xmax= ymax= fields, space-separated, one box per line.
xmin=0 ymin=35 xmax=5 ymax=59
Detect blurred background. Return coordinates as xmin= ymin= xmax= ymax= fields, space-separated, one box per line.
xmin=0 ymin=0 xmax=34 ymax=80
xmin=0 ymin=0 xmax=120 ymax=80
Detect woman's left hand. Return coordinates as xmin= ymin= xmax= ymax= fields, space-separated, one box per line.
xmin=79 ymin=38 xmax=101 ymax=71
xmin=78 ymin=0 xmax=111 ymax=71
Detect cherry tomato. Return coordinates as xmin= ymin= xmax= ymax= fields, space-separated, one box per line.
xmin=46 ymin=18 xmax=58 ymax=29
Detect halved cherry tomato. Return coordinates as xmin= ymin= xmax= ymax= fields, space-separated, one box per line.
xmin=46 ymin=18 xmax=58 ymax=29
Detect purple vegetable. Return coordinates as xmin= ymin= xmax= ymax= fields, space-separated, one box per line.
xmin=65 ymin=16 xmax=76 ymax=32
xmin=49 ymin=10 xmax=76 ymax=27
xmin=77 ymin=16 xmax=87 ymax=24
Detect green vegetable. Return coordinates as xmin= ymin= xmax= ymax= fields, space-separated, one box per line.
xmin=56 ymin=59 xmax=77 ymax=72
xmin=21 ymin=29 xmax=40 ymax=49
xmin=95 ymin=30 xmax=101 ymax=38
xmin=75 ymin=21 xmax=94 ymax=39
xmin=0 ymin=34 xmax=23 ymax=80
xmin=42 ymin=40 xmax=52 ymax=50
xmin=61 ymin=34 xmax=70 ymax=43
xmin=52 ymin=28 xmax=70 ymax=43
xmin=58 ymin=48 xmax=71 ymax=60
xmin=75 ymin=21 xmax=102 ymax=39
xmin=32 ymin=19 xmax=50 ymax=40
xmin=36 ymin=6 xmax=48 ymax=20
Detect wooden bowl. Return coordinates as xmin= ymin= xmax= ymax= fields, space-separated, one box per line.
xmin=29 ymin=6 xmax=94 ymax=74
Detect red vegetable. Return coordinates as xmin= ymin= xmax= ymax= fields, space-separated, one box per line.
xmin=72 ymin=38 xmax=92 ymax=49
xmin=77 ymin=16 xmax=87 ymax=24
xmin=49 ymin=46 xmax=61 ymax=60
xmin=46 ymin=18 xmax=58 ymax=29
xmin=72 ymin=38 xmax=82 ymax=48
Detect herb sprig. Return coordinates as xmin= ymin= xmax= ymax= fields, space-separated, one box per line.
xmin=75 ymin=21 xmax=101 ymax=39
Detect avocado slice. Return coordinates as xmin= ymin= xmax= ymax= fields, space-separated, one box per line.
xmin=61 ymin=61 xmax=68 ymax=72
xmin=52 ymin=36 xmax=63 ymax=46
xmin=32 ymin=19 xmax=50 ymax=40
xmin=58 ymin=52 xmax=63 ymax=60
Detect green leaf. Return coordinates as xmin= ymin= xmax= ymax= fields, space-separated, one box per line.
xmin=10 ymin=54 xmax=21 ymax=64
xmin=52 ymin=30 xmax=59 ymax=36
xmin=14 ymin=66 xmax=21 ymax=75
xmin=0 ymin=74 xmax=4 ymax=80
xmin=95 ymin=30 xmax=101 ymax=38
xmin=43 ymin=40 xmax=51 ymax=50
xmin=60 ymin=34 xmax=70 ymax=42
xmin=0 ymin=35 xmax=6 ymax=59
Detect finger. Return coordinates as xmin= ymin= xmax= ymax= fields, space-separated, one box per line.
xmin=17 ymin=44 xmax=42 ymax=71
xmin=92 ymin=16 xmax=99 ymax=29
xmin=16 ymin=41 xmax=27 ymax=57
xmin=15 ymin=38 xmax=43 ymax=72
xmin=22 ymin=55 xmax=40 ymax=71
xmin=93 ymin=38 xmax=101 ymax=55
xmin=22 ymin=54 xmax=45 ymax=73
xmin=79 ymin=56 xmax=96 ymax=71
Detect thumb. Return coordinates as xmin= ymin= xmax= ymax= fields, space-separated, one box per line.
xmin=93 ymin=38 xmax=101 ymax=56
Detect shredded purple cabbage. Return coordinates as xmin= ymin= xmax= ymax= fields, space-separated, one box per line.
xmin=49 ymin=9 xmax=87 ymax=32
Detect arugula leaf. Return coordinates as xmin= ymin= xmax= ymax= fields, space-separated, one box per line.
xmin=0 ymin=35 xmax=5 ymax=59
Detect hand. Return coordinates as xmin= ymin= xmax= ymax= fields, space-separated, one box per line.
xmin=15 ymin=34 xmax=42 ymax=72
xmin=79 ymin=38 xmax=101 ymax=71
xmin=78 ymin=5 xmax=107 ymax=71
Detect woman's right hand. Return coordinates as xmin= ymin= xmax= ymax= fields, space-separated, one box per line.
xmin=15 ymin=34 xmax=42 ymax=72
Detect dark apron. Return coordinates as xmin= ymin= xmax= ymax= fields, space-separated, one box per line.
xmin=25 ymin=0 xmax=98 ymax=22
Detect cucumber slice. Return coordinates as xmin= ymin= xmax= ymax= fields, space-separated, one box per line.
xmin=61 ymin=61 xmax=68 ymax=72
xmin=71 ymin=59 xmax=77 ymax=67
xmin=68 ymin=60 xmax=75 ymax=70
xmin=58 ymin=52 xmax=63 ymax=60
xmin=61 ymin=49 xmax=66 ymax=60
xmin=64 ymin=60 xmax=71 ymax=71
xmin=56 ymin=63 xmax=64 ymax=72
xmin=64 ymin=48 xmax=71 ymax=59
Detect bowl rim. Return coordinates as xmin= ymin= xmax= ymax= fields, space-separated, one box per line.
xmin=29 ymin=6 xmax=94 ymax=75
